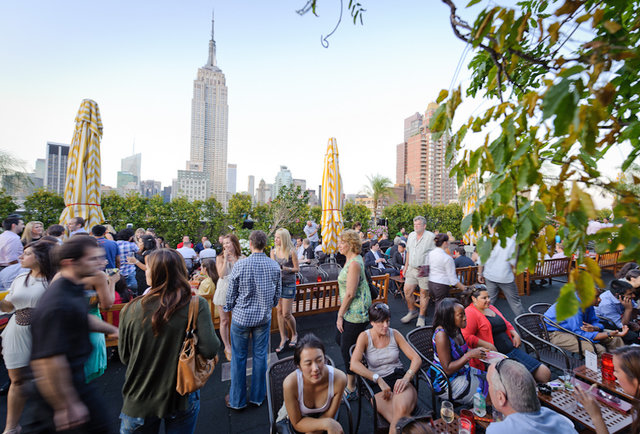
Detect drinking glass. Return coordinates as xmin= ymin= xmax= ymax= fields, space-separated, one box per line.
xmin=563 ymin=369 xmax=575 ymax=391
xmin=602 ymin=353 xmax=615 ymax=382
xmin=441 ymin=400 xmax=455 ymax=424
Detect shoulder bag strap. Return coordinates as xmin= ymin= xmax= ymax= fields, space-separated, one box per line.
xmin=186 ymin=296 xmax=199 ymax=333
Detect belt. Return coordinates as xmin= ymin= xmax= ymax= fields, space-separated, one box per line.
xmin=15 ymin=308 xmax=33 ymax=326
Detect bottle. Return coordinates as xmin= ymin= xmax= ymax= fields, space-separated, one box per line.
xmin=473 ymin=386 xmax=486 ymax=417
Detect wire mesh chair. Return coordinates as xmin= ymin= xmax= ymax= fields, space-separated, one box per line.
xmin=266 ymin=355 xmax=352 ymax=434
xmin=528 ymin=303 xmax=551 ymax=314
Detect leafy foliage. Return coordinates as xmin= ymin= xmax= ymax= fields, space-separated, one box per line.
xmin=343 ymin=202 xmax=371 ymax=232
xmin=0 ymin=189 xmax=17 ymax=220
xmin=382 ymin=203 xmax=464 ymax=239
xmin=432 ymin=0 xmax=640 ymax=320
xmin=363 ymin=174 xmax=394 ymax=219
xmin=22 ymin=189 xmax=65 ymax=227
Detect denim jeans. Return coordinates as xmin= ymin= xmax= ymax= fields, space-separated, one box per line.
xmin=229 ymin=320 xmax=271 ymax=409
xmin=119 ymin=390 xmax=200 ymax=434
xmin=125 ymin=272 xmax=138 ymax=292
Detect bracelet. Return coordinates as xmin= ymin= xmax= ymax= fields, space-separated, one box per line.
xmin=407 ymin=368 xmax=415 ymax=378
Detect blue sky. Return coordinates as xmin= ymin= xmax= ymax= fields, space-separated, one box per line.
xmin=0 ymin=1 xmax=622 ymax=206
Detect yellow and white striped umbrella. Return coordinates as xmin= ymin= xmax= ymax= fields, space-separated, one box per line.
xmin=59 ymin=99 xmax=105 ymax=231
xmin=460 ymin=173 xmax=479 ymax=245
xmin=321 ymin=138 xmax=344 ymax=254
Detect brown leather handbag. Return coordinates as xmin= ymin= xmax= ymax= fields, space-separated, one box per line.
xmin=176 ymin=296 xmax=216 ymax=395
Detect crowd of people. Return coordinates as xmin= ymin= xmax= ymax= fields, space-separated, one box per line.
xmin=0 ymin=212 xmax=639 ymax=434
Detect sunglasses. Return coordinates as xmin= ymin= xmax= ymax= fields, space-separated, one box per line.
xmin=374 ymin=303 xmax=389 ymax=311
xmin=494 ymin=359 xmax=509 ymax=400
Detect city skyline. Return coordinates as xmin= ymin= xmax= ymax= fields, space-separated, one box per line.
xmin=0 ymin=1 xmax=624 ymax=208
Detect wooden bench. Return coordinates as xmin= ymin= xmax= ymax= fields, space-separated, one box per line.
xmin=101 ymin=275 xmax=390 ymax=347
xmin=523 ymin=257 xmax=572 ymax=296
xmin=596 ymin=250 xmax=622 ymax=274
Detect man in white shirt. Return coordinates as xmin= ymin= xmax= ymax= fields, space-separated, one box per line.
xmin=304 ymin=220 xmax=319 ymax=250
xmin=198 ymin=240 xmax=217 ymax=260
xmin=401 ymin=216 xmax=436 ymax=327
xmin=0 ymin=216 xmax=24 ymax=269
xmin=478 ymin=218 xmax=525 ymax=317
xmin=177 ymin=244 xmax=198 ymax=272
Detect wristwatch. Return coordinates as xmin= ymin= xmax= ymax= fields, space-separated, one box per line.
xmin=372 ymin=373 xmax=380 ymax=383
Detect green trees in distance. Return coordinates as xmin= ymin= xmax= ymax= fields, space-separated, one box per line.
xmin=22 ymin=189 xmax=65 ymax=227
xmin=0 ymin=189 xmax=18 ymax=220
xmin=383 ymin=203 xmax=464 ymax=240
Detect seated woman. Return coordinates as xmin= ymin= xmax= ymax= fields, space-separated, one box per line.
xmin=351 ymin=302 xmax=422 ymax=434
xmin=595 ymin=279 xmax=639 ymax=344
xmin=431 ymin=298 xmax=487 ymax=405
xmin=544 ymin=290 xmax=627 ymax=355
xmin=461 ymin=285 xmax=551 ymax=382
xmin=282 ymin=334 xmax=347 ymax=434
xmin=576 ymin=346 xmax=640 ymax=434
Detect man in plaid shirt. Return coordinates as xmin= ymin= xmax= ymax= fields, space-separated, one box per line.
xmin=115 ymin=228 xmax=139 ymax=293
xmin=224 ymin=230 xmax=281 ymax=410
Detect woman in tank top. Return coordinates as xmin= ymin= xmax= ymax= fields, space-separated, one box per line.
xmin=350 ymin=302 xmax=422 ymax=434
xmin=282 ymin=334 xmax=347 ymax=434
xmin=271 ymin=228 xmax=300 ymax=353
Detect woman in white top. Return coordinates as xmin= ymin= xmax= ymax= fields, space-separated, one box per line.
xmin=282 ymin=334 xmax=347 ymax=434
xmin=1 ymin=240 xmax=57 ymax=434
xmin=427 ymin=233 xmax=466 ymax=309
xmin=215 ymin=234 xmax=243 ymax=362
xmin=350 ymin=302 xmax=422 ymax=434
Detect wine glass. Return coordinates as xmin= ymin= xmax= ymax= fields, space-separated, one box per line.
xmin=441 ymin=400 xmax=455 ymax=425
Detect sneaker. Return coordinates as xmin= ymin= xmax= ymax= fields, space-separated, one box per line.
xmin=400 ymin=310 xmax=419 ymax=324
xmin=416 ymin=317 xmax=426 ymax=327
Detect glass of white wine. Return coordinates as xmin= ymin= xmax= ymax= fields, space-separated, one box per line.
xmin=441 ymin=400 xmax=455 ymax=425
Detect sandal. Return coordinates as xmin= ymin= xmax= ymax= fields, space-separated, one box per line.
xmin=288 ymin=336 xmax=298 ymax=348
xmin=275 ymin=340 xmax=289 ymax=354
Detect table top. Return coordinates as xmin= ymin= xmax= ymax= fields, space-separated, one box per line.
xmin=538 ymin=386 xmax=632 ymax=433
xmin=574 ymin=364 xmax=633 ymax=401
xmin=432 ymin=415 xmax=460 ymax=434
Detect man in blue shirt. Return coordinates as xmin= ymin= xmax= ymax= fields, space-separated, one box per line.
xmin=91 ymin=225 xmax=119 ymax=270
xmin=544 ymin=292 xmax=627 ymax=355
xmin=595 ymin=279 xmax=639 ymax=344
xmin=487 ymin=359 xmax=576 ymax=433
xmin=224 ymin=230 xmax=281 ymax=410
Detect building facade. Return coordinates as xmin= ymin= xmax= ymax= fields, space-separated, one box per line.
xmin=273 ymin=166 xmax=292 ymax=197
xmin=396 ymin=104 xmax=457 ymax=205
xmin=173 ymin=170 xmax=208 ymax=201
xmin=189 ymin=14 xmax=228 ymax=204
xmin=140 ymin=180 xmax=162 ymax=198
xmin=44 ymin=142 xmax=69 ymax=195
xmin=247 ymin=175 xmax=255 ymax=199
xmin=227 ymin=163 xmax=237 ymax=195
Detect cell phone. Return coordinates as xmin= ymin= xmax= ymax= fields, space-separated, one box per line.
xmin=106 ymin=268 xmax=119 ymax=276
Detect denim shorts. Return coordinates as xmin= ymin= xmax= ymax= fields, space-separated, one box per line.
xmin=281 ymin=282 xmax=297 ymax=299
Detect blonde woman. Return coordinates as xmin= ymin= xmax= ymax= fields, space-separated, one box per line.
xmin=20 ymin=221 xmax=43 ymax=245
xmin=271 ymin=228 xmax=300 ymax=353
xmin=215 ymin=234 xmax=243 ymax=362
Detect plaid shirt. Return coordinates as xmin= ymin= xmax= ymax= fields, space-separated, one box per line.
xmin=116 ymin=240 xmax=139 ymax=276
xmin=224 ymin=252 xmax=281 ymax=327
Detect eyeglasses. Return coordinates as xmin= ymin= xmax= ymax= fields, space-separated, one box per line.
xmin=494 ymin=359 xmax=509 ymax=401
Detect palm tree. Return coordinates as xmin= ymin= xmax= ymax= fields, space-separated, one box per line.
xmin=363 ymin=174 xmax=393 ymax=220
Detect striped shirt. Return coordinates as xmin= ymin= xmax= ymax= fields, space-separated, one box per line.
xmin=224 ymin=252 xmax=281 ymax=327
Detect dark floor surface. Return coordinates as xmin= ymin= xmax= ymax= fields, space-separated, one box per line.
xmin=0 ymin=274 xmax=614 ymax=433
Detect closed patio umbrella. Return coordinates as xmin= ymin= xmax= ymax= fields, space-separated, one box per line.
xmin=321 ymin=138 xmax=344 ymax=254
xmin=59 ymin=99 xmax=105 ymax=230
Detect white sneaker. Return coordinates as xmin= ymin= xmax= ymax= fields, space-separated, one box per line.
xmin=400 ymin=310 xmax=419 ymax=324
xmin=416 ymin=317 xmax=426 ymax=327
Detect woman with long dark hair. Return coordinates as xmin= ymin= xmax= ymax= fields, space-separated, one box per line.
xmin=431 ymin=297 xmax=487 ymax=405
xmin=1 ymin=240 xmax=56 ymax=434
xmin=127 ymin=234 xmax=157 ymax=294
xmin=197 ymin=258 xmax=218 ymax=296
xmin=214 ymin=234 xmax=243 ymax=362
xmin=576 ymin=346 xmax=640 ymax=433
xmin=119 ymin=249 xmax=219 ymax=433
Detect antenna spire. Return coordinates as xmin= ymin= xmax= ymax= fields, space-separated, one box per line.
xmin=207 ymin=9 xmax=217 ymax=67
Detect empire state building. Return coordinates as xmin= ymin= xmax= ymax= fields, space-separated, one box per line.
xmin=189 ymin=14 xmax=228 ymax=204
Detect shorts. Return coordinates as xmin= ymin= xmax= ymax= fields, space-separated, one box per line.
xmin=281 ymin=282 xmax=296 ymax=300
xmin=368 ymin=368 xmax=406 ymax=394
xmin=404 ymin=266 xmax=429 ymax=290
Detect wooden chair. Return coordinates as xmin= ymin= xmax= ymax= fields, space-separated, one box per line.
xmin=266 ymin=355 xmax=352 ymax=434
xmin=100 ymin=303 xmax=127 ymax=347
xmin=596 ymin=251 xmax=621 ymax=274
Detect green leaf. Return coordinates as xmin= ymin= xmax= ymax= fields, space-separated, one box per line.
xmin=553 ymin=90 xmax=577 ymax=135
xmin=556 ymin=282 xmax=579 ymax=322
xmin=576 ymin=271 xmax=596 ymax=310
xmin=466 ymin=0 xmax=482 ymax=7
xmin=461 ymin=213 xmax=472 ymax=234
xmin=477 ymin=236 xmax=493 ymax=264
xmin=542 ymin=79 xmax=570 ymax=120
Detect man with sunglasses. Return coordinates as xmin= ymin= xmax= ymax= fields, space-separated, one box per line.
xmin=486 ymin=359 xmax=576 ymax=433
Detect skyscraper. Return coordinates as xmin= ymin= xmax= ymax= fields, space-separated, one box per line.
xmin=273 ymin=166 xmax=293 ymax=197
xmin=227 ymin=163 xmax=237 ymax=195
xmin=396 ymin=104 xmax=457 ymax=205
xmin=189 ymin=13 xmax=229 ymax=205
xmin=247 ymin=175 xmax=255 ymax=198
xmin=44 ymin=142 xmax=69 ymax=194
